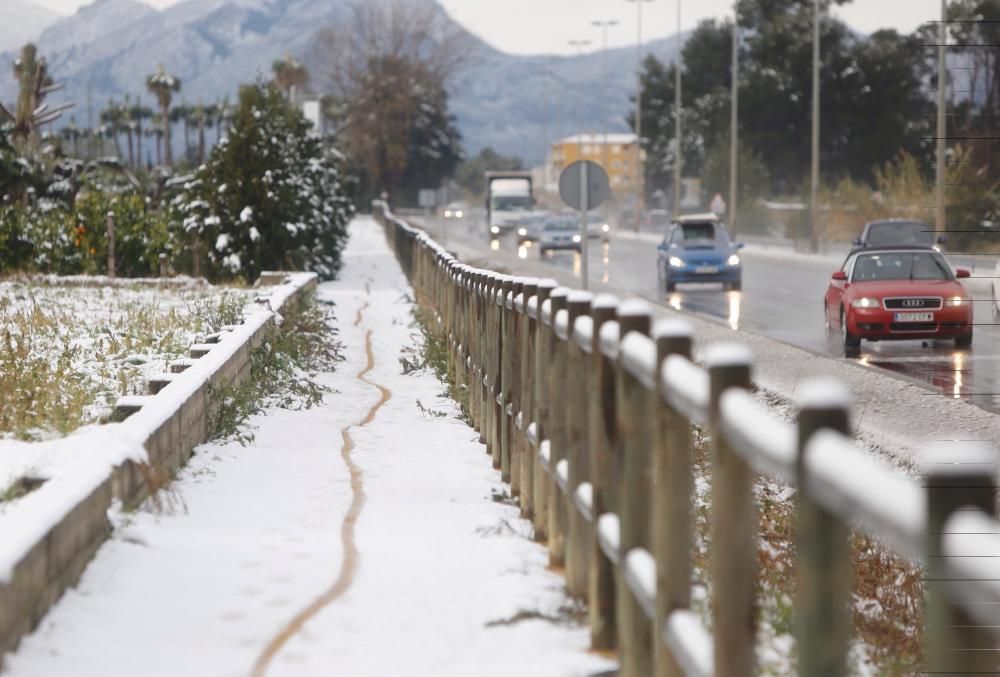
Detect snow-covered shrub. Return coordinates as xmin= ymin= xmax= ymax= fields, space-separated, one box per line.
xmin=173 ymin=82 xmax=354 ymax=282
xmin=0 ymin=192 xmax=169 ymax=276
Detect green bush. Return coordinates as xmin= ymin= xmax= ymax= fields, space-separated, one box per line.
xmin=173 ymin=82 xmax=354 ymax=283
xmin=0 ymin=192 xmax=170 ymax=276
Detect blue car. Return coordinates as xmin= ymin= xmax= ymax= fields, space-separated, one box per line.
xmin=657 ymin=214 xmax=745 ymax=292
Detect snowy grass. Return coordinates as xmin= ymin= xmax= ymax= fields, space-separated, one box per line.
xmin=0 ymin=278 xmax=252 ymax=441
xmin=206 ymin=295 xmax=344 ymax=445
xmin=400 ymin=304 xmax=471 ymax=422
xmin=688 ymin=411 xmax=924 ymax=675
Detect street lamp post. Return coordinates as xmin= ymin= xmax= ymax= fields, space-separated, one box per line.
xmin=673 ymin=0 xmax=683 ymax=219
xmin=809 ymin=0 xmax=821 ymax=253
xmin=625 ymin=0 xmax=654 ymax=232
xmin=729 ymin=3 xmax=739 ymax=235
xmin=567 ymin=39 xmax=592 ymax=156
xmin=568 ymin=38 xmax=592 ymax=289
xmin=591 ymin=19 xmax=619 ymax=174
xmin=936 ymin=0 xmax=947 ymax=237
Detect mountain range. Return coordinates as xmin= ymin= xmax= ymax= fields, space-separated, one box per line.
xmin=0 ymin=0 xmax=59 ymax=53
xmin=0 ymin=0 xmax=684 ymax=164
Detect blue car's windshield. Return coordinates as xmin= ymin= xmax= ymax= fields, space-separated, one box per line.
xmin=679 ymin=222 xmax=728 ymax=244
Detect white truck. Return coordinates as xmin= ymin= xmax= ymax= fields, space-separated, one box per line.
xmin=485 ymin=171 xmax=533 ymax=237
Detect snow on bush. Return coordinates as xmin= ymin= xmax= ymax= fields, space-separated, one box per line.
xmin=173 ymin=83 xmax=354 ymax=282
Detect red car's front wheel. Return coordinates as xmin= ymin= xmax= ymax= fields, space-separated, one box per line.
xmin=841 ymin=308 xmax=861 ymax=354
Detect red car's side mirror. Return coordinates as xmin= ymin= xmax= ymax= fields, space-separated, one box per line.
xmin=956 ymin=268 xmax=971 ymax=278
xmin=832 ymin=271 xmax=847 ymax=281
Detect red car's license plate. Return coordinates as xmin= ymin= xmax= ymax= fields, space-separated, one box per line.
xmin=893 ymin=312 xmax=934 ymax=322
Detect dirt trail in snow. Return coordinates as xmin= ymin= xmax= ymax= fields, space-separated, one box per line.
xmin=250 ymin=299 xmax=391 ymax=677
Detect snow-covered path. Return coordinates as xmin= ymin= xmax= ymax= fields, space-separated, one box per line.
xmin=4 ymin=217 xmax=613 ymax=677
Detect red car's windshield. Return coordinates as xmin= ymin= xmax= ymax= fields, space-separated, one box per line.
xmin=851 ymin=252 xmax=952 ymax=282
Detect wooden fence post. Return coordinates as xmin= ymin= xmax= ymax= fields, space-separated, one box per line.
xmin=707 ymin=343 xmax=756 ymax=677
xmin=474 ymin=272 xmax=486 ymax=439
xmin=588 ymin=295 xmax=620 ymax=649
xmin=523 ymin=279 xmax=555 ymax=520
xmin=106 ymin=211 xmax=116 ymax=278
xmin=924 ymin=441 xmax=998 ymax=676
xmin=491 ymin=276 xmax=511 ymax=469
xmin=615 ymin=301 xmax=653 ymax=677
xmin=512 ymin=278 xmax=538 ymax=499
xmin=566 ymin=293 xmax=596 ymax=598
xmin=795 ymin=380 xmax=852 ymax=677
xmin=533 ymin=286 xmax=568 ymax=542
xmin=652 ymin=319 xmax=694 ymax=677
xmin=548 ymin=291 xmax=592 ymax=568
xmin=158 ymin=252 xmax=168 ymax=278
xmin=499 ymin=277 xmax=518 ymax=482
xmin=484 ymin=273 xmax=500 ymax=461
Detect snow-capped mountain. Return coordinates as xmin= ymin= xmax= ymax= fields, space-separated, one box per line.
xmin=0 ymin=0 xmax=682 ymax=164
xmin=0 ymin=0 xmax=60 ymax=53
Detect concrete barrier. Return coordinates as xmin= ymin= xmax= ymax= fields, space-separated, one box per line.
xmin=0 ymin=272 xmax=317 ymax=665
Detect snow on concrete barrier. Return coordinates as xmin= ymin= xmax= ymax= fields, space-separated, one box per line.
xmin=0 ymin=272 xmax=317 ymax=664
xmin=377 ymin=201 xmax=1000 ymax=677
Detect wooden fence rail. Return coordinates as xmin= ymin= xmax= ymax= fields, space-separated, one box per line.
xmin=373 ymin=202 xmax=1000 ymax=676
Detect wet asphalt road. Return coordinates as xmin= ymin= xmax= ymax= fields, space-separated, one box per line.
xmin=422 ymin=216 xmax=1000 ymax=414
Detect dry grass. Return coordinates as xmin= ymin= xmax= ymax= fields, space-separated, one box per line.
xmin=689 ymin=423 xmax=924 ymax=674
xmin=0 ymin=280 xmax=250 ymax=440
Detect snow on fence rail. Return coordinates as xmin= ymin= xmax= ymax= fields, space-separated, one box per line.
xmin=373 ymin=200 xmax=1000 ymax=677
xmin=0 ymin=272 xmax=317 ymax=666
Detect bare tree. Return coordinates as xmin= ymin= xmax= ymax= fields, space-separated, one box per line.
xmin=311 ymin=0 xmax=471 ymax=197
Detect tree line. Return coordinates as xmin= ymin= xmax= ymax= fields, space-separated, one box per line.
xmin=635 ymin=0 xmax=998 ymax=242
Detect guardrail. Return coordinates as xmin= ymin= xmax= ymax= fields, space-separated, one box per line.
xmin=373 ymin=201 xmax=1000 ymax=677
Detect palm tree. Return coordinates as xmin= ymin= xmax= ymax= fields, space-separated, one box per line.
xmin=145 ymin=65 xmax=181 ymax=165
xmin=170 ymin=102 xmax=192 ymax=162
xmin=146 ymin=114 xmax=165 ymax=166
xmin=1 ymin=44 xmax=70 ymax=141
xmin=189 ymin=104 xmax=210 ymax=164
xmin=129 ymin=101 xmax=153 ymax=171
xmin=272 ymin=54 xmax=309 ymax=102
xmin=60 ymin=116 xmax=81 ymax=157
xmin=119 ymin=95 xmax=135 ymax=168
xmin=99 ymin=98 xmax=125 ymax=160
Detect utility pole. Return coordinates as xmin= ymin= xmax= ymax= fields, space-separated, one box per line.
xmin=568 ymin=39 xmax=592 ymax=158
xmin=626 ymin=0 xmax=654 ymax=232
xmin=729 ymin=3 xmax=739 ymax=235
xmin=935 ymin=0 xmax=947 ymax=237
xmin=592 ymin=20 xmax=618 ymax=173
xmin=809 ymin=0 xmax=821 ymax=253
xmin=568 ymin=38 xmax=592 ymax=287
xmin=673 ymin=0 xmax=683 ymax=218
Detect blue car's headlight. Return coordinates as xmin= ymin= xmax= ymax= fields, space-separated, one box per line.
xmin=668 ymin=256 xmax=685 ymax=268
xmin=727 ymin=254 xmax=741 ymax=266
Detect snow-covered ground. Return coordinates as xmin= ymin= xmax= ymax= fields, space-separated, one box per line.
xmin=0 ymin=277 xmax=252 ymax=440
xmin=2 ymin=217 xmax=613 ymax=677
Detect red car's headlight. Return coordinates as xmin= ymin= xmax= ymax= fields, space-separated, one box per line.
xmin=850 ymin=297 xmax=879 ymax=309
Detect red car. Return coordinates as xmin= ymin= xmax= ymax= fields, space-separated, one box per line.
xmin=824 ymin=247 xmax=973 ymax=354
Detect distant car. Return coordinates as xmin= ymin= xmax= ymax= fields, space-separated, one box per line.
xmin=656 ymin=214 xmax=744 ymax=292
xmin=852 ymin=219 xmax=947 ymax=251
xmin=538 ymin=216 xmax=582 ymax=257
xmin=442 ymin=202 xmax=467 ymax=219
xmin=585 ymin=212 xmax=611 ymax=241
xmin=515 ymin=212 xmax=549 ymax=244
xmin=824 ymin=246 xmax=972 ymax=355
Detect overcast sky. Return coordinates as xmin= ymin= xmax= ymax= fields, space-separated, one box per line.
xmin=36 ymin=0 xmax=943 ymax=55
